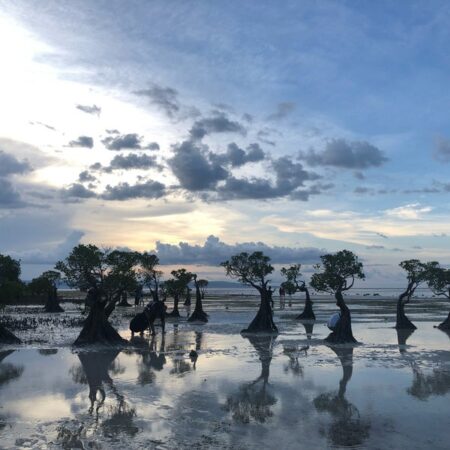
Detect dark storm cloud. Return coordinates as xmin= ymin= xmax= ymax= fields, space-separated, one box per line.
xmin=0 ymin=178 xmax=26 ymax=208
xmin=134 ymin=84 xmax=180 ymax=118
xmin=168 ymin=140 xmax=228 ymax=191
xmin=101 ymin=133 xmax=159 ymax=151
xmin=154 ymin=235 xmax=324 ymax=265
xmin=106 ymin=153 xmax=161 ymax=171
xmin=76 ymin=104 xmax=101 ymax=115
xmin=0 ymin=150 xmax=32 ymax=176
xmin=60 ymin=183 xmax=97 ymax=200
xmin=289 ymin=182 xmax=334 ymax=201
xmin=433 ymin=137 xmax=450 ymax=162
xmin=78 ymin=170 xmax=97 ymax=183
xmin=267 ymin=102 xmax=296 ymax=120
xmin=299 ymin=138 xmax=388 ymax=169
xmin=68 ymin=136 xmax=94 ymax=148
xmin=189 ymin=112 xmax=247 ymax=140
xmin=101 ymin=180 xmax=166 ymax=200
xmin=212 ymin=142 xmax=265 ymax=167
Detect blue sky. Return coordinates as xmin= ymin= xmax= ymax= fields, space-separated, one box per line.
xmin=0 ymin=1 xmax=449 ymax=284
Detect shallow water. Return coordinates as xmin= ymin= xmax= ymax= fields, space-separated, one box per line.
xmin=1 ymin=297 xmax=449 ymax=449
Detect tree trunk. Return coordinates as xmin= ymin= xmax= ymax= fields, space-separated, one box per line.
xmin=74 ymin=290 xmax=127 ymax=346
xmin=296 ymin=288 xmax=315 ymax=320
xmin=188 ymin=282 xmax=208 ymax=322
xmin=395 ymin=294 xmax=416 ymax=330
xmin=167 ymin=294 xmax=180 ymax=317
xmin=44 ymin=288 xmax=64 ymax=313
xmin=396 ymin=328 xmax=415 ymax=354
xmin=0 ymin=322 xmax=21 ymax=344
xmin=242 ymin=288 xmax=278 ymax=334
xmin=118 ymin=291 xmax=132 ymax=307
xmin=437 ymin=311 xmax=450 ymax=330
xmin=325 ymin=291 xmax=357 ymax=344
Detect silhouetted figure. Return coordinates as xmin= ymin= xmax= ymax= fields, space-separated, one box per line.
xmin=134 ymin=285 xmax=143 ymax=307
xmin=184 ymin=287 xmax=191 ymax=306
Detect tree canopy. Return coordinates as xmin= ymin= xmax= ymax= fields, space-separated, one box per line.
xmin=221 ymin=252 xmax=274 ymax=290
xmin=310 ymin=250 xmax=364 ymax=294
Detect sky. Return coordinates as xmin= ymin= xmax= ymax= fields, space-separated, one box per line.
xmin=0 ymin=0 xmax=449 ymax=285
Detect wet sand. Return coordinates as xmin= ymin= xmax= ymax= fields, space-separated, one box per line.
xmin=0 ymin=295 xmax=449 ymax=449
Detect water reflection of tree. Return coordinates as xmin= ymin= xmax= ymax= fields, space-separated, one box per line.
xmin=132 ymin=335 xmax=167 ymax=385
xmin=397 ymin=329 xmax=450 ymax=401
xmin=225 ymin=335 xmax=277 ymax=424
xmin=69 ymin=350 xmax=137 ymax=437
xmin=0 ymin=350 xmax=24 ymax=431
xmin=313 ymin=346 xmax=370 ymax=447
xmin=168 ymin=329 xmax=203 ymax=375
xmin=283 ymin=323 xmax=313 ymax=376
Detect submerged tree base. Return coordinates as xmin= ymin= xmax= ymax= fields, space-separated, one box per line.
xmin=74 ymin=300 xmax=128 ymax=347
xmin=395 ymin=312 xmax=417 ymax=330
xmin=166 ymin=309 xmax=180 ymax=318
xmin=437 ymin=312 xmax=450 ymax=331
xmin=0 ymin=325 xmax=21 ymax=344
xmin=296 ymin=299 xmax=315 ymax=320
xmin=187 ymin=309 xmax=208 ymax=323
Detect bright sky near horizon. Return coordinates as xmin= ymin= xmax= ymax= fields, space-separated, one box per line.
xmin=0 ymin=1 xmax=449 ymax=284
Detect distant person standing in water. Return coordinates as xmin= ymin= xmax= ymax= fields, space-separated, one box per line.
xmin=279 ymin=286 xmax=286 ymax=309
xmin=134 ymin=285 xmax=143 ymax=307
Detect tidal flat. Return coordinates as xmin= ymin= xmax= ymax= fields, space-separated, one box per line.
xmin=1 ymin=295 xmax=449 ymax=449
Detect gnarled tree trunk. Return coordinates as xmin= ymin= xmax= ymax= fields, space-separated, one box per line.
xmin=325 ymin=291 xmax=357 ymax=344
xmin=167 ymin=294 xmax=180 ymax=317
xmin=44 ymin=287 xmax=64 ymax=313
xmin=0 ymin=323 xmax=21 ymax=344
xmin=242 ymin=288 xmax=278 ymax=334
xmin=74 ymin=290 xmax=127 ymax=346
xmin=188 ymin=282 xmax=208 ymax=322
xmin=437 ymin=311 xmax=450 ymax=330
xmin=296 ymin=288 xmax=315 ymax=320
xmin=395 ymin=293 xmax=416 ymax=330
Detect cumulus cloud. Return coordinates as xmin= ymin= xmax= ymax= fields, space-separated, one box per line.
xmin=212 ymin=142 xmax=265 ymax=167
xmin=103 ymin=153 xmax=160 ymax=171
xmin=433 ymin=137 xmax=450 ymax=162
xmin=267 ymin=102 xmax=296 ymax=120
xmin=168 ymin=140 xmax=228 ymax=191
xmin=9 ymin=230 xmax=85 ymax=265
xmin=102 ymin=180 xmax=166 ymax=200
xmin=299 ymin=138 xmax=388 ymax=169
xmin=0 ymin=150 xmax=32 ymax=176
xmin=78 ymin=170 xmax=97 ymax=183
xmin=154 ymin=235 xmax=324 ymax=265
xmin=101 ymin=133 xmax=158 ymax=151
xmin=216 ymin=156 xmax=322 ymax=201
xmin=60 ymin=183 xmax=97 ymax=200
xmin=68 ymin=136 xmax=94 ymax=148
xmin=189 ymin=112 xmax=247 ymax=140
xmin=0 ymin=178 xmax=26 ymax=208
xmin=76 ymin=104 xmax=101 ymax=115
xmin=134 ymin=83 xmax=180 ymax=118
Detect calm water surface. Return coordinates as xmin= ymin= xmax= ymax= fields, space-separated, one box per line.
xmin=1 ymin=298 xmax=449 ymax=449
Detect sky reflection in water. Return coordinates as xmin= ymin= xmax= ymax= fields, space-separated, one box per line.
xmin=0 ymin=321 xmax=449 ymax=450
